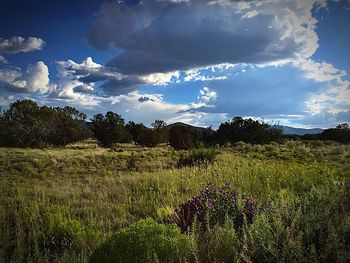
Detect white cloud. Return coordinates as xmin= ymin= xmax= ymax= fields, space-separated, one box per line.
xmin=0 ymin=37 xmax=45 ymax=63
xmin=183 ymin=67 xmax=227 ymax=82
xmin=20 ymin=61 xmax=51 ymax=93
xmin=0 ymin=62 xmax=52 ymax=94
xmin=140 ymin=71 xmax=180 ymax=86
xmin=105 ymin=89 xmax=226 ymax=127
xmin=241 ymin=10 xmax=259 ymax=19
xmin=306 ymin=80 xmax=350 ymax=115
xmin=0 ymin=68 xmax=22 ymax=83
xmin=14 ymin=62 xmax=51 ymax=93
xmin=168 ymin=111 xmax=228 ymax=128
xmin=196 ymin=87 xmax=217 ymax=107
xmin=51 ymin=59 xmax=100 ymax=106
xmin=296 ymin=59 xmax=347 ymax=82
xmin=0 ymin=36 xmax=45 ymax=54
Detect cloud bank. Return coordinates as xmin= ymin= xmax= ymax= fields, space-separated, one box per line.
xmin=87 ymin=0 xmax=323 ymax=77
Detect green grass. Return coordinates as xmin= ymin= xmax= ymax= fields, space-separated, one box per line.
xmin=0 ymin=140 xmax=349 ymax=262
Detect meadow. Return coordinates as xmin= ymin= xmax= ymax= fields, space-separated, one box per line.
xmin=0 ymin=140 xmax=349 ymax=262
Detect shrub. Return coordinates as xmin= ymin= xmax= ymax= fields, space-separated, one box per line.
xmin=126 ymin=152 xmax=137 ymax=170
xmin=90 ymin=219 xmax=193 ymax=263
xmin=177 ymin=148 xmax=217 ymax=168
xmin=199 ymin=220 xmax=240 ymax=262
xmin=38 ymin=212 xmax=100 ymax=253
xmin=172 ymin=183 xmax=260 ymax=231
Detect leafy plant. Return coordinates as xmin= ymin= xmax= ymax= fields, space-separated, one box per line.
xmin=172 ymin=183 xmax=260 ymax=231
xmin=90 ymin=218 xmax=193 ymax=263
xmin=177 ymin=148 xmax=217 ymax=167
xmin=126 ymin=152 xmax=137 ymax=170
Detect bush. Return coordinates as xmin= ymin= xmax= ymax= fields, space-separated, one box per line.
xmin=126 ymin=152 xmax=137 ymax=170
xmin=172 ymin=183 xmax=260 ymax=231
xmin=90 ymin=219 xmax=193 ymax=263
xmin=37 ymin=212 xmax=100 ymax=254
xmin=177 ymin=148 xmax=217 ymax=168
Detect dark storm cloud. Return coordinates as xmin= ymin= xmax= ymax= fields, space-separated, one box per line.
xmin=99 ymin=77 xmax=146 ymax=96
xmin=138 ymin=96 xmax=155 ymax=102
xmin=87 ymin=0 xmax=301 ymax=75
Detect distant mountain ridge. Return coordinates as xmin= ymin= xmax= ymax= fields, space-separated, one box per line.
xmin=280 ymin=126 xmax=323 ymax=135
xmin=165 ymin=122 xmax=323 ymax=136
xmin=164 ymin=122 xmax=209 ymax=132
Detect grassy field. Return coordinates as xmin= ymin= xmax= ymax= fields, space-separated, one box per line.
xmin=0 ymin=140 xmax=349 ymax=262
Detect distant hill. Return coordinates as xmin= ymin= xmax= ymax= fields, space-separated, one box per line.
xmin=165 ymin=122 xmax=209 ymax=132
xmin=280 ymin=126 xmax=323 ymax=135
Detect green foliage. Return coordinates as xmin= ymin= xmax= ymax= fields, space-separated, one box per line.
xmin=169 ymin=124 xmax=201 ymax=150
xmin=38 ymin=211 xmax=100 ymax=253
xmin=126 ymin=120 xmax=169 ymax=147
xmin=217 ymin=116 xmax=282 ymax=145
xmin=0 ymin=100 xmax=91 ymax=147
xmin=91 ymin=112 xmax=132 ymax=147
xmin=320 ymin=123 xmax=350 ymax=143
xmin=0 ymin=141 xmax=349 ymax=262
xmin=90 ymin=219 xmax=193 ymax=263
xmin=126 ymin=152 xmax=137 ymax=170
xmin=177 ymin=148 xmax=217 ymax=167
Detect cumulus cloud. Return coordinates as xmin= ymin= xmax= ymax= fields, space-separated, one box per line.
xmin=0 ymin=68 xmax=22 ymax=83
xmin=87 ymin=0 xmax=325 ymax=75
xmin=306 ymin=80 xmax=350 ymax=115
xmin=54 ymin=57 xmax=182 ymax=96
xmin=0 ymin=61 xmax=52 ymax=94
xmin=0 ymin=36 xmax=45 ymax=63
xmin=186 ymin=87 xmax=218 ymax=111
xmin=0 ymin=36 xmax=45 ymax=54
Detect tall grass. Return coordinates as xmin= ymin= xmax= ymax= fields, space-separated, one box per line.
xmin=0 ymin=141 xmax=349 ymax=262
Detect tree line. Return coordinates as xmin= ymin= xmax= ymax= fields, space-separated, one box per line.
xmin=0 ymin=100 xmax=349 ymax=148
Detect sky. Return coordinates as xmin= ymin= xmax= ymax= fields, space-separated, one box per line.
xmin=0 ymin=0 xmax=350 ymax=128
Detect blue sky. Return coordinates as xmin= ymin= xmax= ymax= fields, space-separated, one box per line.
xmin=1 ymin=0 xmax=350 ymax=128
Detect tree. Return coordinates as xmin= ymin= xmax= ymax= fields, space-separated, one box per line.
xmin=336 ymin=123 xmax=350 ymax=130
xmin=320 ymin=123 xmax=350 ymax=143
xmin=125 ymin=120 xmax=169 ymax=147
xmin=91 ymin=112 xmax=132 ymax=147
xmin=0 ymin=100 xmax=91 ymax=147
xmin=152 ymin=120 xmax=169 ymax=144
xmin=216 ymin=117 xmax=280 ymax=145
xmin=0 ymin=100 xmax=42 ymax=147
xmin=169 ymin=124 xmax=200 ymax=150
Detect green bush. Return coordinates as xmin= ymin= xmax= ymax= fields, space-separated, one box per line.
xmin=177 ymin=148 xmax=217 ymax=168
xmin=38 ymin=212 xmax=100 ymax=253
xmin=90 ymin=219 xmax=193 ymax=263
xmin=126 ymin=152 xmax=137 ymax=170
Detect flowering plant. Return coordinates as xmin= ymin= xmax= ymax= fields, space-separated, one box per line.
xmin=172 ymin=182 xmax=259 ymax=231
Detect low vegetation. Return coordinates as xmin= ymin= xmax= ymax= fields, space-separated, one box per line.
xmin=90 ymin=219 xmax=194 ymax=263
xmin=177 ymin=148 xmax=217 ymax=168
xmin=0 ymin=140 xmax=349 ymax=262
